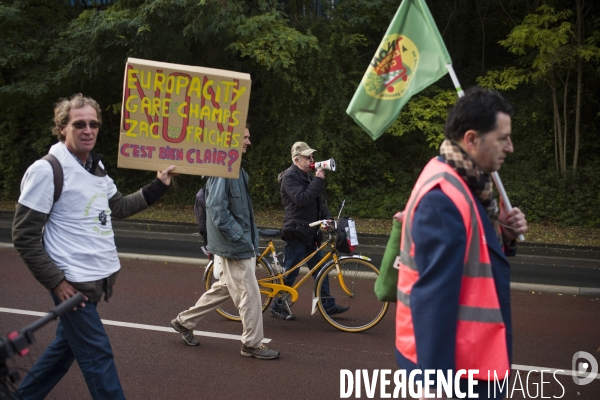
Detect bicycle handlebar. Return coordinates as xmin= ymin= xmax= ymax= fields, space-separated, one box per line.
xmin=309 ymin=219 xmax=336 ymax=228
xmin=0 ymin=293 xmax=85 ymax=361
xmin=23 ymin=293 xmax=85 ymax=334
xmin=309 ymin=220 xmax=326 ymax=227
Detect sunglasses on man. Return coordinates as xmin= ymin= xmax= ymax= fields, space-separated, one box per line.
xmin=71 ymin=121 xmax=101 ymax=129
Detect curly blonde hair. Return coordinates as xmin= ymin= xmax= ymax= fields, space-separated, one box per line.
xmin=52 ymin=94 xmax=102 ymax=142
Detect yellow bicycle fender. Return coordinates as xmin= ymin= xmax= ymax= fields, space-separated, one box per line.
xmin=259 ymin=283 xmax=300 ymax=303
xmin=347 ymin=254 xmax=372 ymax=262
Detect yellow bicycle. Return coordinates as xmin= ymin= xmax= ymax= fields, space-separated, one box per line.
xmin=203 ymin=220 xmax=389 ymax=332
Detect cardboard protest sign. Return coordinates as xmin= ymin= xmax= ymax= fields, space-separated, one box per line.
xmin=118 ymin=58 xmax=251 ymax=178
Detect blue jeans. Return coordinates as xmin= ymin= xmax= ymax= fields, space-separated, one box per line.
xmin=17 ymin=293 xmax=125 ymax=400
xmin=271 ymin=238 xmax=335 ymax=311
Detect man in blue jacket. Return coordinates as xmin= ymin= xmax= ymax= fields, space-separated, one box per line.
xmin=395 ymin=88 xmax=528 ymax=399
xmin=171 ymin=126 xmax=279 ymax=360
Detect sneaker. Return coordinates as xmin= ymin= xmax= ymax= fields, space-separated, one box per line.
xmin=241 ymin=345 xmax=280 ymax=360
xmin=270 ymin=308 xmax=296 ymax=320
xmin=170 ymin=318 xmax=199 ymax=346
xmin=326 ymin=304 xmax=350 ymax=316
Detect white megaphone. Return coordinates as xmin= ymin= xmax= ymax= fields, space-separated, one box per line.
xmin=310 ymin=158 xmax=336 ymax=172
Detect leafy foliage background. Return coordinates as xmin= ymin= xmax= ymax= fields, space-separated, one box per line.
xmin=1 ymin=0 xmax=598 ymax=226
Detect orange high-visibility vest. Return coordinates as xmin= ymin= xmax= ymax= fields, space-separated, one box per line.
xmin=395 ymin=158 xmax=509 ymax=380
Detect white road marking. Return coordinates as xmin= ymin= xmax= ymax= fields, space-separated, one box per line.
xmin=0 ymin=307 xmax=271 ymax=343
xmin=2 ymin=307 xmax=596 ymax=376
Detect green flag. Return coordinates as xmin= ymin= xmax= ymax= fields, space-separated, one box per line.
xmin=346 ymin=0 xmax=452 ymax=140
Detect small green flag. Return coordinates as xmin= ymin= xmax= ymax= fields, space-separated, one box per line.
xmin=346 ymin=0 xmax=452 ymax=140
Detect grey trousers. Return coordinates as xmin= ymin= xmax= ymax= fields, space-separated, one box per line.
xmin=177 ymin=255 xmax=264 ymax=348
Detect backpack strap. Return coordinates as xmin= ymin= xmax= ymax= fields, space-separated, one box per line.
xmin=41 ymin=154 xmax=63 ymax=203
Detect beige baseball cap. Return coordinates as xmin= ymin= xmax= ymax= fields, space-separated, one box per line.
xmin=291 ymin=142 xmax=317 ymax=158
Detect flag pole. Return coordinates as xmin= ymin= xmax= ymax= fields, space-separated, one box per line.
xmin=446 ymin=64 xmax=464 ymax=97
xmin=445 ymin=64 xmax=525 ymax=242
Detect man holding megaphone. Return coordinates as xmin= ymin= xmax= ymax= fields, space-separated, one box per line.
xmin=311 ymin=157 xmax=336 ymax=172
xmin=270 ymin=142 xmax=348 ymax=321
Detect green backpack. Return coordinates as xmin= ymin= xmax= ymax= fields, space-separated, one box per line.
xmin=374 ymin=218 xmax=402 ymax=302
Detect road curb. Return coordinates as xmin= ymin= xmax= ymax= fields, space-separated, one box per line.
xmin=2 ymin=242 xmax=599 ymax=296
xmin=0 ymin=243 xmax=209 ymax=267
xmin=510 ymin=282 xmax=600 ymax=296
xmin=118 ymin=252 xmax=209 ymax=266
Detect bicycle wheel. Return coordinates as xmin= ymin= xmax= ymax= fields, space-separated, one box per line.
xmin=205 ymin=258 xmax=274 ymax=321
xmin=316 ymin=257 xmax=389 ymax=332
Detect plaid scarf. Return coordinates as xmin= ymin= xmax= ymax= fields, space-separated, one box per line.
xmin=69 ymin=150 xmax=93 ymax=172
xmin=439 ymin=139 xmax=501 ymax=240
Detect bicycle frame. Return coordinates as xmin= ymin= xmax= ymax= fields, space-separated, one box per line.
xmin=255 ymin=232 xmax=360 ymax=303
xmin=202 ymin=217 xmax=388 ymax=332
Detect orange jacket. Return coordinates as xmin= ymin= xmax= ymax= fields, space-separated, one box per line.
xmin=396 ymin=158 xmax=510 ymax=380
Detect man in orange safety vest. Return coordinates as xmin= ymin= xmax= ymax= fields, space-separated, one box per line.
xmin=395 ymin=87 xmax=528 ymax=399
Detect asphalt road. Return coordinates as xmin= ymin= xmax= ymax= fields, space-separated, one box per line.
xmin=1 ymin=210 xmax=599 ymax=290
xmin=1 ymin=248 xmax=599 ymax=400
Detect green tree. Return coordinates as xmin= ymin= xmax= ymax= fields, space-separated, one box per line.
xmin=478 ymin=4 xmax=600 ymax=175
xmin=0 ymin=1 xmax=79 ymax=197
xmin=387 ymin=88 xmax=457 ymax=149
xmin=1 ymin=0 xmax=599 ymax=225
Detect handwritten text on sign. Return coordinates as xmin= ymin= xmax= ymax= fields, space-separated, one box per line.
xmin=118 ymin=58 xmax=251 ymax=177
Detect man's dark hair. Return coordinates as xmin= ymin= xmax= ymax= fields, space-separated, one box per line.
xmin=444 ymin=87 xmax=513 ymax=141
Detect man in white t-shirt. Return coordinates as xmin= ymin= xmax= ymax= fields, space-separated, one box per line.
xmin=12 ymin=93 xmax=176 ymax=400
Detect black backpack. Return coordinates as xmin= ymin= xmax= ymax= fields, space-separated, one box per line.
xmin=194 ymin=187 xmax=208 ymax=246
xmin=42 ymin=154 xmax=63 ymax=204
xmin=336 ymin=216 xmax=357 ymax=254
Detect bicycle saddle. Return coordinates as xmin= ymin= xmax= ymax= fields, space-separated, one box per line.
xmin=258 ymin=229 xmax=281 ymax=238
